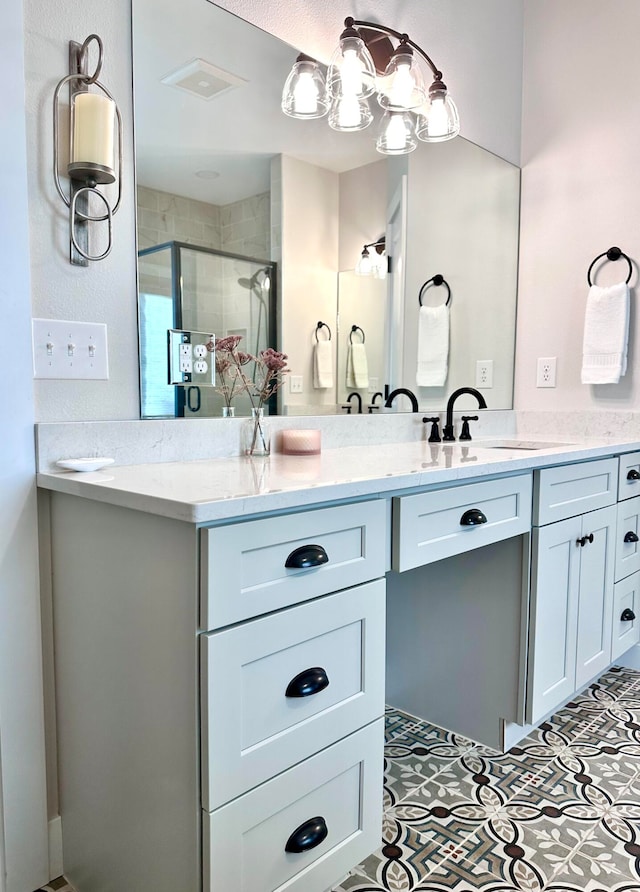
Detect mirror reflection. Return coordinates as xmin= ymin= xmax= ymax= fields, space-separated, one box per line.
xmin=133 ymin=0 xmax=520 ymax=417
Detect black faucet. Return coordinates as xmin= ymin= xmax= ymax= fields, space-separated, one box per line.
xmin=342 ymin=391 xmax=363 ymax=414
xmin=442 ymin=387 xmax=487 ymax=441
xmin=368 ymin=391 xmax=383 ymax=413
xmin=383 ymin=385 xmax=419 ymax=413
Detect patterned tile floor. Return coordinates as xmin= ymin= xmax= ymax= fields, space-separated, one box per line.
xmin=333 ymin=665 xmax=640 ymax=892
xmin=36 ymin=666 xmax=640 ymax=892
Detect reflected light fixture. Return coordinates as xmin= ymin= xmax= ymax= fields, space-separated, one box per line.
xmin=53 ymin=34 xmax=123 ymax=264
xmin=281 ymin=17 xmax=459 ymax=155
xmin=355 ymin=237 xmax=386 ymax=278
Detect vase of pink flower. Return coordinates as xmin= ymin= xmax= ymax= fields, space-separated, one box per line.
xmin=242 ymin=348 xmax=290 ymax=456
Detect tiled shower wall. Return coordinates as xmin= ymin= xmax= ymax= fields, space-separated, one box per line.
xmin=136 ymin=186 xmax=270 ymax=259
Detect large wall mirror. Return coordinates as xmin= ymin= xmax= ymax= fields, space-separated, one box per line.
xmin=133 ymin=0 xmax=520 ymax=417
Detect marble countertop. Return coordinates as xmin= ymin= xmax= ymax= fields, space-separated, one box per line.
xmin=36 ymin=435 xmax=640 ymax=524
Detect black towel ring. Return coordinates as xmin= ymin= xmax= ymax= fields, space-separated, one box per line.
xmin=349 ymin=325 xmax=365 ymax=344
xmin=587 ymin=246 xmax=633 ymax=286
xmin=419 ymin=274 xmax=451 ymax=307
xmin=315 ymin=320 xmax=332 ymax=342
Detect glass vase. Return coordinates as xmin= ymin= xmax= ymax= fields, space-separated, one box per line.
xmin=222 ymin=406 xmax=236 ymax=418
xmin=243 ymin=407 xmax=270 ymax=457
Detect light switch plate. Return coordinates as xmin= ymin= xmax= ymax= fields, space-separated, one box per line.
xmin=32 ymin=318 xmax=109 ymax=379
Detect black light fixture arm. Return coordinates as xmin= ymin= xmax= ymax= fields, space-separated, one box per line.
xmin=345 ymin=16 xmax=442 ymax=79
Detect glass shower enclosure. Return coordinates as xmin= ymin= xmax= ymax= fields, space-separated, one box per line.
xmin=138 ymin=241 xmax=277 ymax=418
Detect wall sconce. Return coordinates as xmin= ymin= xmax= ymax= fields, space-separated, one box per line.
xmin=53 ymin=34 xmax=123 ymax=265
xmin=281 ymin=17 xmax=459 ymax=155
xmin=355 ymin=237 xmax=386 ymax=278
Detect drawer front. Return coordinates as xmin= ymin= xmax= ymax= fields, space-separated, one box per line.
xmin=200 ymin=580 xmax=385 ymax=810
xmin=534 ymin=458 xmax=618 ymax=526
xmin=392 ymin=474 xmax=532 ymax=572
xmin=619 ymin=452 xmax=640 ymax=501
xmin=612 ymin=573 xmax=640 ymax=662
xmin=615 ymin=498 xmax=640 ymax=582
xmin=200 ymin=500 xmax=387 ymax=630
xmin=203 ymin=719 xmax=383 ymax=892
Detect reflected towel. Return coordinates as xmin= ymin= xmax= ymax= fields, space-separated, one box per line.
xmin=346 ymin=343 xmax=369 ymax=389
xmin=581 ymin=283 xmax=630 ymax=384
xmin=416 ymin=304 xmax=449 ymax=387
xmin=313 ymin=341 xmax=333 ymax=389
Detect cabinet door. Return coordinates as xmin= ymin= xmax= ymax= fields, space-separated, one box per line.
xmin=575 ymin=505 xmax=616 ymax=688
xmin=528 ymin=515 xmax=582 ymax=724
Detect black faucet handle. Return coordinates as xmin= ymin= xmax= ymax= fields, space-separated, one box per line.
xmin=341 ymin=405 xmax=352 ymax=414
xmin=422 ymin=416 xmax=441 ymax=443
xmin=459 ymin=415 xmax=479 ymax=441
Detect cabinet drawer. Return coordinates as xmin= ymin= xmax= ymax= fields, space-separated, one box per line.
xmin=619 ymin=452 xmax=640 ymax=501
xmin=534 ymin=458 xmax=617 ymax=526
xmin=615 ymin=498 xmax=640 ymax=582
xmin=200 ymin=580 xmax=385 ymax=810
xmin=200 ymin=500 xmax=386 ymax=630
xmin=612 ymin=572 xmax=640 ymax=661
xmin=392 ymin=474 xmax=532 ymax=572
xmin=203 ymin=719 xmax=383 ymax=892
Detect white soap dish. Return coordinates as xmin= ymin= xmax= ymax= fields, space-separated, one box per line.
xmin=56 ymin=457 xmax=115 ymax=473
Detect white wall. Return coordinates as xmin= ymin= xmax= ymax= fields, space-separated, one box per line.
xmin=0 ymin=2 xmax=49 ymax=890
xmin=24 ymin=0 xmax=139 ymax=423
xmin=515 ymin=0 xmax=640 ymax=410
xmin=215 ymin=0 xmax=524 ymax=166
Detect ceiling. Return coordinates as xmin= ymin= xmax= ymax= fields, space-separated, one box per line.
xmin=133 ymin=0 xmax=380 ymax=205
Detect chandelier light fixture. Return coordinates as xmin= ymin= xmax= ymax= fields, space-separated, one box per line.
xmin=281 ymin=17 xmax=459 ymax=155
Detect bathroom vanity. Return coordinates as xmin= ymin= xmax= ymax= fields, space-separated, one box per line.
xmin=37 ymin=436 xmax=640 ymax=892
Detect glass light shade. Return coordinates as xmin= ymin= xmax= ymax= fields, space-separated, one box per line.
xmin=69 ymin=91 xmax=116 ymax=184
xmin=355 ymin=247 xmax=372 ymax=276
xmin=376 ymin=111 xmax=417 ymax=155
xmin=415 ymin=88 xmax=460 ymax=142
xmin=327 ymin=35 xmax=376 ymax=100
xmin=372 ymin=252 xmax=387 ymax=278
xmin=281 ymin=57 xmax=329 ymax=119
xmin=328 ymin=95 xmax=373 ymax=131
xmin=377 ymin=45 xmax=427 ymax=111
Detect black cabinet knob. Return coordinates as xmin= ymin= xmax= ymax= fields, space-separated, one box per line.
xmin=285 ymin=816 xmax=328 ymax=853
xmin=628 ymin=469 xmax=640 ymax=481
xmin=577 ymin=533 xmax=595 ymax=547
xmin=285 ymin=544 xmax=329 ymax=569
xmin=625 ymin=531 xmax=640 ymax=543
xmin=285 ymin=667 xmax=330 ymax=698
xmin=460 ymin=508 xmax=487 ymax=526
xmin=621 ymin=608 xmax=636 ymax=622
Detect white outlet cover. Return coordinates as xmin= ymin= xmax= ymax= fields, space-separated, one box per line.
xmin=536 ymin=356 xmax=557 ymax=388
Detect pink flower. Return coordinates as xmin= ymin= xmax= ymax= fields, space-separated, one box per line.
xmin=216 ymin=335 xmax=243 ymax=353
xmin=258 ymin=348 xmax=289 ymax=372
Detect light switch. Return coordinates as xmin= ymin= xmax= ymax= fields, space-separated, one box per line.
xmin=32 ymin=319 xmax=109 ymax=379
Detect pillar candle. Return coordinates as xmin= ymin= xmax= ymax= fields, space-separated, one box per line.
xmin=71 ymin=92 xmax=115 ymax=171
xmin=281 ymin=429 xmax=322 ymax=455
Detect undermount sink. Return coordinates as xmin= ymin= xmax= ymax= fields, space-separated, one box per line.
xmin=474 ymin=439 xmax=573 ymax=451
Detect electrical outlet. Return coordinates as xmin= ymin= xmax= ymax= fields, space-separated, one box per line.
xmin=368 ymin=377 xmax=379 ymax=394
xmin=475 ymin=360 xmax=493 ymax=389
xmin=168 ymin=329 xmax=215 ymax=384
xmin=536 ymin=356 xmax=557 ymax=388
xmin=290 ymin=375 xmax=303 ymax=393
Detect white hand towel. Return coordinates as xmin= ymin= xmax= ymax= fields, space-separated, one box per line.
xmin=581 ymin=282 xmax=630 ymax=384
xmin=416 ymin=304 xmax=450 ymax=387
xmin=313 ymin=340 xmax=333 ymax=389
xmin=346 ymin=343 xmax=369 ymax=389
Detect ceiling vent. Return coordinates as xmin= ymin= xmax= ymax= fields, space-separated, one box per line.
xmin=161 ymin=58 xmax=247 ymax=100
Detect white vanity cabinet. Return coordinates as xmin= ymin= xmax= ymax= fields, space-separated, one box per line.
xmin=45 ymin=492 xmax=387 ymax=892
xmin=528 ymin=459 xmax=618 ymax=723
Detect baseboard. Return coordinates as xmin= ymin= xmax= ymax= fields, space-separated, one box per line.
xmin=48 ymin=815 xmax=63 ymax=880
xmin=616 ymin=644 xmax=640 ymax=671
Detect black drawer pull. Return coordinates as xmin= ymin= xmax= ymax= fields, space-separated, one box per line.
xmin=460 ymin=508 xmax=487 ymax=526
xmin=285 ymin=544 xmax=329 ymax=569
xmin=628 ymin=469 xmax=640 ymax=481
xmin=285 ymin=667 xmax=330 ymax=698
xmin=625 ymin=531 xmax=639 ymax=543
xmin=285 ymin=816 xmax=328 ymax=853
xmin=621 ymin=608 xmax=636 ymax=622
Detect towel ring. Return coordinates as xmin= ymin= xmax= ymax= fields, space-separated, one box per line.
xmin=315 ymin=321 xmax=332 ymax=342
xmin=419 ymin=274 xmax=451 ymax=307
xmin=587 ymin=247 xmax=633 ymax=286
xmin=349 ymin=325 xmax=365 ymax=344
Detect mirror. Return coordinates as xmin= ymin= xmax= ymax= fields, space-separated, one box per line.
xmin=133 ymin=0 xmax=520 ymax=417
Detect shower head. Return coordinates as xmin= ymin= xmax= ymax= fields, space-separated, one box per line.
xmin=238 ymin=266 xmax=272 ymax=292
